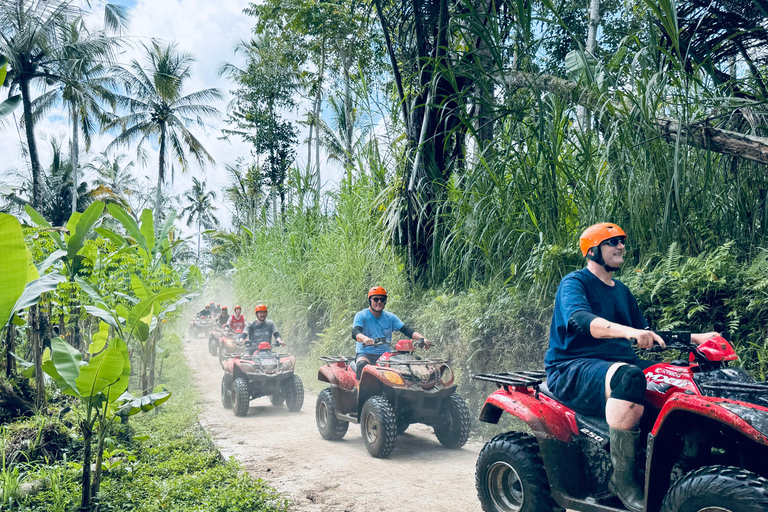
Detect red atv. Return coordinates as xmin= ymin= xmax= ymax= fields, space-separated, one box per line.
xmin=215 ymin=328 xmax=246 ymax=364
xmin=220 ymin=342 xmax=304 ymax=417
xmin=188 ymin=317 xmax=213 ymax=339
xmin=472 ymin=332 xmax=768 ymax=512
xmin=316 ymin=338 xmax=471 ymax=458
xmin=208 ymin=325 xmax=226 ymax=356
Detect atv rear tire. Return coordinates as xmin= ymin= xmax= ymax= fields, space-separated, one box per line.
xmin=209 ymin=338 xmax=218 ymax=356
xmin=284 ymin=375 xmax=304 ymax=412
xmin=361 ymin=395 xmax=398 ymax=458
xmin=476 ymin=431 xmax=563 ymax=512
xmin=232 ymin=377 xmax=250 ymax=417
xmin=221 ymin=374 xmax=233 ymax=409
xmin=218 ymin=348 xmax=225 ymax=365
xmin=661 ymin=465 xmax=768 ymax=512
xmin=316 ymin=388 xmax=349 ymax=440
xmin=270 ymin=393 xmax=285 ymax=406
xmin=434 ymin=393 xmax=471 ymax=449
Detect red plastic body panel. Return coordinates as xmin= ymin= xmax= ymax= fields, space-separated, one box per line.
xmin=479 ymin=387 xmax=579 ymax=442
xmin=651 ymin=394 xmax=768 ymax=445
xmin=395 ymin=339 xmax=414 ymax=352
xmin=690 ymin=336 xmax=738 ymax=364
xmin=318 ymin=362 xmax=356 ymax=390
xmin=643 ymin=363 xmax=699 ymax=410
xmin=377 ymin=350 xmax=395 ymax=363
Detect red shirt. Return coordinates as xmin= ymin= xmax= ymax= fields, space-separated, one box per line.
xmin=229 ymin=314 xmax=246 ymax=330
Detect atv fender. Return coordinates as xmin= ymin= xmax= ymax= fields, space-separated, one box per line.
xmin=644 ymin=394 xmax=768 ymax=512
xmin=478 ymin=388 xmax=578 ymax=442
xmin=651 ymin=394 xmax=768 ymax=444
xmin=318 ymin=364 xmax=356 ymax=390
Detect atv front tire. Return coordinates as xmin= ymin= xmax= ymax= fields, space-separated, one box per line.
xmin=221 ymin=375 xmax=232 ymax=409
xmin=232 ymin=377 xmax=250 ymax=417
xmin=476 ymin=432 xmax=563 ymax=512
xmin=316 ymin=388 xmax=349 ymax=440
xmin=661 ymin=465 xmax=768 ymax=512
xmin=361 ymin=395 xmax=398 ymax=458
xmin=434 ymin=393 xmax=472 ymax=449
xmin=209 ymin=338 xmax=218 ymax=356
xmin=284 ymin=375 xmax=304 ymax=412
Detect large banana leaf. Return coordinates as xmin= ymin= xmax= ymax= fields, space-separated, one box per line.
xmin=116 ymin=390 xmax=172 ymax=416
xmin=0 ymin=214 xmax=31 ymax=328
xmin=125 ymin=288 xmax=185 ymax=341
xmin=88 ymin=321 xmax=110 ymax=354
xmin=8 ymin=273 xmax=67 ymax=325
xmin=67 ymin=201 xmax=105 ymax=259
xmin=43 ymin=337 xmax=85 ymax=396
xmin=75 ymin=347 xmax=123 ymax=398
xmin=139 ymin=209 xmax=155 ymax=258
xmin=103 ymin=338 xmax=131 ymax=403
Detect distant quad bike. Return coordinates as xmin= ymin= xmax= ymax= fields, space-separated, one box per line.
xmin=188 ymin=317 xmax=213 ymax=339
xmin=220 ymin=342 xmax=304 ymax=417
xmin=215 ymin=328 xmax=246 ymax=364
xmin=472 ymin=332 xmax=768 ymax=512
xmin=208 ymin=326 xmax=225 ymax=356
xmin=316 ymin=338 xmax=471 ymax=458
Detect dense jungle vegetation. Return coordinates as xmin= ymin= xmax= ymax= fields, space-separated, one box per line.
xmin=2 ymin=0 xmax=768 ymax=509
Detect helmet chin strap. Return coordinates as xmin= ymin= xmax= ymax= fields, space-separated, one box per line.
xmin=588 ymin=247 xmax=620 ymax=273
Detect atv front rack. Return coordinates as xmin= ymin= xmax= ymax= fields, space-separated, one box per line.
xmin=377 ymin=358 xmax=448 ymax=366
xmin=472 ymin=371 xmax=547 ymax=390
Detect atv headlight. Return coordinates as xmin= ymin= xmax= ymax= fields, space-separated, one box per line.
xmin=281 ymin=358 xmax=294 ymax=371
xmin=439 ymin=366 xmax=454 ymax=386
xmin=383 ymin=371 xmax=404 ymax=386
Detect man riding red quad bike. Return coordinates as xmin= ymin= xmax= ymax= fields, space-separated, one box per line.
xmin=316 ymin=338 xmax=471 ymax=458
xmin=472 ymin=331 xmax=768 ymax=512
xmin=188 ymin=316 xmax=213 ymax=339
xmin=220 ymin=341 xmax=303 ymax=416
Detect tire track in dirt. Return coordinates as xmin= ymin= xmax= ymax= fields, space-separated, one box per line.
xmin=184 ymin=335 xmax=484 ymax=512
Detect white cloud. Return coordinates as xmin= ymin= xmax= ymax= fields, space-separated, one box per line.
xmin=1 ymin=0 xmax=344 ymax=239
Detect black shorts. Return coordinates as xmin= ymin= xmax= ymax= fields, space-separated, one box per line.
xmin=355 ymin=353 xmax=382 ymax=365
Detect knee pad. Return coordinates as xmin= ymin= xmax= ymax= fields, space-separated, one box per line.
xmin=609 ymin=365 xmax=646 ymax=405
xmin=356 ymin=359 xmax=370 ymax=380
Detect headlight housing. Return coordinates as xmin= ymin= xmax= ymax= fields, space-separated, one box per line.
xmin=439 ymin=366 xmax=454 ymax=386
xmin=383 ymin=371 xmax=404 ymax=386
xmin=281 ymin=358 xmax=294 ymax=371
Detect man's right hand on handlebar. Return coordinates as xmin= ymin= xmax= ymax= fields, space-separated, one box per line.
xmin=626 ymin=327 xmax=665 ymax=349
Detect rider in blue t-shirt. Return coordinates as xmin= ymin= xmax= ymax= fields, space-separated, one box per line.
xmin=351 ymin=286 xmax=429 ymax=380
xmin=545 ymin=223 xmax=718 ymax=512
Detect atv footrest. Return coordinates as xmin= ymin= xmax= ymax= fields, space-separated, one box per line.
xmin=472 ymin=371 xmax=547 ymax=389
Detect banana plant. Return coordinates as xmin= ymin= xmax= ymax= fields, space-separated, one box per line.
xmin=41 ymin=336 xmax=170 ymax=510
xmin=0 ymin=214 xmax=65 ymax=380
xmin=0 ymin=56 xmax=21 ymax=118
xmin=101 ymin=204 xmax=184 ymax=269
xmin=75 ymin=275 xmax=189 ymax=393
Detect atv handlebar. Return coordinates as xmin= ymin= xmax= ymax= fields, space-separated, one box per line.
xmin=368 ymin=337 xmax=433 ymax=349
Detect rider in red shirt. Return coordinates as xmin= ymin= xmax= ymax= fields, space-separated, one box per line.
xmin=227 ymin=305 xmax=246 ymax=331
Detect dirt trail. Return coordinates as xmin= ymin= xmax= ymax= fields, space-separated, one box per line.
xmin=184 ymin=336 xmax=484 ymax=512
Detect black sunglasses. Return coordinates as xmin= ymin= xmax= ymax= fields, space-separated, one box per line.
xmin=603 ymin=237 xmax=627 ymax=247
xmin=371 ymin=297 xmax=387 ymax=303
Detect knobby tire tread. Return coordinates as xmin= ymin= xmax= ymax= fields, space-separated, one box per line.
xmin=475 ymin=431 xmax=563 ymax=512
xmin=362 ymin=395 xmax=397 ymax=458
xmin=233 ymin=377 xmax=250 ymax=417
xmin=661 ymin=465 xmax=768 ymax=512
xmin=434 ymin=393 xmax=472 ymax=449
xmin=285 ymin=375 xmax=304 ymax=412
xmin=316 ymin=388 xmax=349 ymax=440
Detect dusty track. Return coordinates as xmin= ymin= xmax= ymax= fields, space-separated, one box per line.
xmin=184 ymin=335 xmax=484 ymax=512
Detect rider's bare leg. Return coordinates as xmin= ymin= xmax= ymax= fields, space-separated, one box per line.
xmin=605 ymin=362 xmax=644 ymax=430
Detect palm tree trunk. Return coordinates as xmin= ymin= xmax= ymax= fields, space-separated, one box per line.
xmin=155 ymin=127 xmax=167 ymax=226
xmin=197 ymin=217 xmax=201 ymax=264
xmin=578 ymin=0 xmax=600 ymax=131
xmin=20 ymin=75 xmax=45 ymax=210
xmin=71 ymin=102 xmax=79 ymax=215
xmin=313 ymin=44 xmax=326 ymax=202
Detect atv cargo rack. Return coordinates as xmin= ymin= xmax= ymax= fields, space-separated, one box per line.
xmin=472 ymin=371 xmax=547 ymax=391
xmin=377 ymin=358 xmax=448 ymax=366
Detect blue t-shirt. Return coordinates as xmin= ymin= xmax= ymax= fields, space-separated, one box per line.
xmin=353 ymin=309 xmax=405 ymax=355
xmin=545 ymin=268 xmax=647 ymax=370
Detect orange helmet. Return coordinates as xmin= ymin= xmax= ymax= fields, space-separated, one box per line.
xmin=255 ymin=304 xmax=268 ymax=313
xmin=205 ymin=305 xmax=210 ymax=309
xmin=234 ymin=305 xmax=241 ymax=310
xmin=368 ymin=286 xmax=387 ymax=299
xmin=222 ymin=306 xmax=228 ymax=311
xmin=579 ymin=223 xmax=626 ymax=257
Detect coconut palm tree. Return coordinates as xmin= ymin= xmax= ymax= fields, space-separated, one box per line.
xmin=180 ymin=177 xmax=220 ymax=263
xmin=223 ymin=158 xmax=264 ymax=228
xmin=85 ymin=151 xmax=137 ymax=210
xmin=31 ymin=17 xmax=122 ymax=214
xmin=0 ymin=0 xmax=126 ymax=210
xmin=107 ymin=40 xmax=222 ymax=225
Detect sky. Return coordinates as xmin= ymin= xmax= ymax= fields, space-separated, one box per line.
xmin=0 ymin=0 xmax=343 ymax=233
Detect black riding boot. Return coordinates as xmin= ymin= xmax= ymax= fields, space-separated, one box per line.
xmin=608 ymin=427 xmax=645 ymax=512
